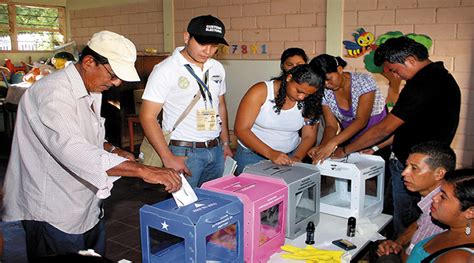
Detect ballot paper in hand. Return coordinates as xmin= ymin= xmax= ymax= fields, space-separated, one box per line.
xmin=223 ymin=156 xmax=237 ymax=177
xmin=172 ymin=173 xmax=198 ymax=207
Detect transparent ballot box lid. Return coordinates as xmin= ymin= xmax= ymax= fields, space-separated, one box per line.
xmin=321 ymin=175 xmax=380 ymax=208
xmin=147 ymin=223 xmax=239 ymax=262
xmin=295 ymin=185 xmax=317 ymax=224
xmin=259 ymin=202 xmax=284 ymax=245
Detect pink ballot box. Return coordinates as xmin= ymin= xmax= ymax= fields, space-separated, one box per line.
xmin=202 ymin=173 xmax=288 ymax=263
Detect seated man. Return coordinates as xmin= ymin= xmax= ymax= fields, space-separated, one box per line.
xmin=376 ymin=141 xmax=456 ymax=262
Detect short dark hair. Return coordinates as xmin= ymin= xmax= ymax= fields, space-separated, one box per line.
xmin=374 ymin=36 xmax=429 ymax=66
xmin=280 ymin=48 xmax=309 ymax=66
xmin=309 ymin=54 xmax=347 ymax=75
xmin=79 ymin=46 xmax=109 ymax=64
xmin=54 ymin=52 xmax=76 ymax=61
xmin=272 ymin=48 xmax=309 ymax=81
xmin=444 ymin=168 xmax=474 ymax=211
xmin=410 ymin=141 xmax=456 ymax=172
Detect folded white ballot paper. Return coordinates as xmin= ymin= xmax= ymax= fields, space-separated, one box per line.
xmin=172 ymin=173 xmax=199 ymax=207
xmin=223 ymin=156 xmax=237 ymax=177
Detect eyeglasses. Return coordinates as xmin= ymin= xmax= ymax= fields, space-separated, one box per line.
xmin=100 ymin=63 xmax=120 ymax=81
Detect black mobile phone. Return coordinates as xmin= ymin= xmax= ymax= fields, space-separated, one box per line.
xmin=332 ymin=239 xmax=357 ymax=251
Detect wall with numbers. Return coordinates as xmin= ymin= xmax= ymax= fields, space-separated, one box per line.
xmin=173 ymin=0 xmax=327 ymax=60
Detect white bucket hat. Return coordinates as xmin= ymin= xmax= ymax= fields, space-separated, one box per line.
xmin=87 ymin=31 xmax=140 ymax=82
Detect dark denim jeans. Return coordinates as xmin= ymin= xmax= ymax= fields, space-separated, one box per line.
xmin=389 ymin=158 xmax=421 ymax=238
xmin=234 ymin=144 xmax=297 ymax=175
xmin=234 ymin=144 xmax=267 ymax=175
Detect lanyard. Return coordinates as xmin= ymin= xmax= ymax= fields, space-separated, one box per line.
xmin=184 ymin=64 xmax=212 ymax=109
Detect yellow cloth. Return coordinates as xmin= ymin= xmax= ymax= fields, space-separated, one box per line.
xmin=280 ymin=244 xmax=345 ymax=263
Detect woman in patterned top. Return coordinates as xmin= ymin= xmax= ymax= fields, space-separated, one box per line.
xmin=308 ymin=54 xmax=387 ymax=163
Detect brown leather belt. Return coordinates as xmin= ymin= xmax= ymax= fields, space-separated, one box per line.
xmin=170 ymin=138 xmax=219 ymax=148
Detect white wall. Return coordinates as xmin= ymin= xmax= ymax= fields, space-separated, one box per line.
xmin=221 ymin=60 xmax=280 ymax=130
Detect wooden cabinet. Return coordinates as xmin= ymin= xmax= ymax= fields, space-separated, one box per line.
xmin=102 ymin=54 xmax=168 ymax=147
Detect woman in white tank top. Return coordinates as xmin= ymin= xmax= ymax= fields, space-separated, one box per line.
xmin=234 ymin=64 xmax=325 ymax=174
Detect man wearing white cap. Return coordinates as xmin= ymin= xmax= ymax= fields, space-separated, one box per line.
xmin=2 ymin=31 xmax=182 ymax=260
xmin=140 ymin=15 xmax=233 ymax=187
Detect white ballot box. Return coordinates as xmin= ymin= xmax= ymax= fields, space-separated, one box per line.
xmin=316 ymin=153 xmax=384 ymax=219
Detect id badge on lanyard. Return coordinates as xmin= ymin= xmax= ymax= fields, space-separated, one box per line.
xmin=197 ymin=108 xmax=218 ymax=131
xmin=184 ymin=64 xmax=218 ymax=131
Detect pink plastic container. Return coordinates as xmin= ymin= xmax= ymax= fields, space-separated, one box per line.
xmin=202 ymin=173 xmax=288 ymax=263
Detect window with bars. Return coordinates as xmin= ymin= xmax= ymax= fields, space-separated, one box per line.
xmin=0 ymin=3 xmax=65 ymax=51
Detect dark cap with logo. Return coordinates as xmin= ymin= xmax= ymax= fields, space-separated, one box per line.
xmin=187 ymin=15 xmax=229 ymax=46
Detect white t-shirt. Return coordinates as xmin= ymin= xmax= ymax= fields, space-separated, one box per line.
xmin=142 ymin=47 xmax=226 ymax=142
xmin=239 ymin=80 xmax=304 ymax=153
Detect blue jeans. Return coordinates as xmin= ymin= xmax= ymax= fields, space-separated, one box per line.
xmin=389 ymin=158 xmax=421 ymax=238
xmin=22 ymin=219 xmax=105 ymax=261
xmin=234 ymin=144 xmax=298 ymax=175
xmin=234 ymin=144 xmax=267 ymax=175
xmin=169 ymin=144 xmax=224 ymax=188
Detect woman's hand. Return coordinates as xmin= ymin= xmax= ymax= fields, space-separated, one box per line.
xmin=269 ymin=150 xmax=294 ymax=166
xmin=308 ymin=142 xmax=337 ymax=164
xmin=308 ymin=146 xmax=323 ymax=164
xmin=332 ymin=147 xmax=347 ymax=158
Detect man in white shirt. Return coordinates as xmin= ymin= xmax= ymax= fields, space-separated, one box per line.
xmin=140 ymin=15 xmax=233 ymax=188
xmin=2 ymin=31 xmax=182 ymax=261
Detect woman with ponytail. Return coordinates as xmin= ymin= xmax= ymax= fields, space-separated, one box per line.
xmin=234 ymin=64 xmax=324 ymax=174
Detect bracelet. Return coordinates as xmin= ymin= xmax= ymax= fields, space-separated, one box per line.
xmin=371 ymin=145 xmax=380 ymax=152
xmin=108 ymin=145 xmax=116 ymax=153
xmin=222 ymin=141 xmax=231 ymax=146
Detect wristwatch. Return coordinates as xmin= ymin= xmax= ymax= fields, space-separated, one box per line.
xmin=371 ymin=145 xmax=380 ymax=152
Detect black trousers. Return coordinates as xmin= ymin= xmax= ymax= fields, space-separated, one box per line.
xmin=22 ymin=219 xmax=105 ymax=262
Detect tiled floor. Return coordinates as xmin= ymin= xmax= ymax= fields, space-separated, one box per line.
xmin=0 ymin=132 xmax=169 ymax=263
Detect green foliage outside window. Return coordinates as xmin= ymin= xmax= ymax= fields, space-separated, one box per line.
xmin=0 ymin=3 xmax=65 ymax=51
xmin=16 ymin=5 xmax=59 ymax=29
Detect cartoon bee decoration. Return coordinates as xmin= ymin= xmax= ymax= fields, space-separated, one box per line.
xmin=343 ymin=28 xmax=376 ymax=58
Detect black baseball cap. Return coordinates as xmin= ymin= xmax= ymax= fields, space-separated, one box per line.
xmin=187 ymin=15 xmax=229 ymax=46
